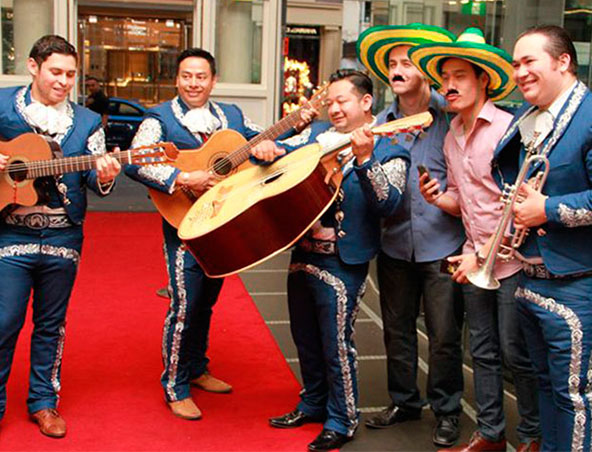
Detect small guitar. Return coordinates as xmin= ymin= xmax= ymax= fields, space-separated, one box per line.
xmin=0 ymin=133 xmax=178 ymax=210
xmin=178 ymin=111 xmax=433 ymax=277
xmin=149 ymin=83 xmax=329 ymax=228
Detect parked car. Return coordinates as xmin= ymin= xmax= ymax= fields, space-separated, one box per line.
xmin=106 ymin=97 xmax=146 ymax=151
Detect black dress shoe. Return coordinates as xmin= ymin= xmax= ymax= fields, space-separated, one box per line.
xmin=269 ymin=409 xmax=323 ymax=429
xmin=308 ymin=429 xmax=352 ymax=451
xmin=365 ymin=405 xmax=421 ymax=429
xmin=433 ymin=415 xmax=460 ymax=447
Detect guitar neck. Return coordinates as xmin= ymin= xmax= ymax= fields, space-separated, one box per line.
xmin=24 ymin=151 xmax=133 ymax=179
xmin=216 ymin=108 xmax=306 ymax=170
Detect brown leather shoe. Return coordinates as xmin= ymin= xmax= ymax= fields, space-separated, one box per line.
xmin=444 ymin=432 xmax=506 ymax=451
xmin=191 ymin=372 xmax=232 ymax=393
xmin=168 ymin=398 xmax=202 ymax=420
xmin=517 ymin=439 xmax=540 ymax=452
xmin=30 ymin=408 xmax=66 ymax=438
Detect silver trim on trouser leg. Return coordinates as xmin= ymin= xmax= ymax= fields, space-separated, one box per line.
xmin=162 ymin=244 xmax=189 ymax=401
xmin=515 ymin=287 xmax=587 ymax=452
xmin=290 ymin=263 xmax=358 ymax=436
xmin=50 ymin=323 xmax=66 ymax=396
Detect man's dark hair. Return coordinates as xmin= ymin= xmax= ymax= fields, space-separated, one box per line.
xmin=29 ymin=35 xmax=77 ymax=66
xmin=85 ymin=76 xmax=100 ymax=83
xmin=329 ymin=69 xmax=373 ymax=97
xmin=176 ymin=48 xmax=216 ymax=76
xmin=518 ymin=25 xmax=578 ymax=75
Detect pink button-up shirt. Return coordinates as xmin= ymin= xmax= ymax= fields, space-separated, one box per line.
xmin=444 ymin=100 xmax=522 ymax=280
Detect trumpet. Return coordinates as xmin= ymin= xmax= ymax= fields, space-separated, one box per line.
xmin=466 ymin=132 xmax=549 ymax=290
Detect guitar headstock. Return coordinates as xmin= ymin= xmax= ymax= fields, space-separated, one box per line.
xmin=128 ymin=142 xmax=179 ymax=166
xmin=373 ymin=111 xmax=433 ymax=137
xmin=306 ymin=82 xmax=329 ymax=109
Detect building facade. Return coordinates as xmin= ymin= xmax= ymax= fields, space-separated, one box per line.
xmin=0 ymin=0 xmax=590 ymax=125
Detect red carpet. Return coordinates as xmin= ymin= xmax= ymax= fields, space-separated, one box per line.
xmin=1 ymin=212 xmax=316 ymax=451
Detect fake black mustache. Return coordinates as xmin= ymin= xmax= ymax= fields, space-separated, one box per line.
xmin=445 ymin=89 xmax=459 ymax=96
xmin=391 ymin=75 xmax=405 ymax=82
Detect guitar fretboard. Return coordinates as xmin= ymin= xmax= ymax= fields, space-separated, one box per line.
xmin=210 ymin=106 xmax=309 ymax=174
xmin=23 ymin=150 xmax=136 ymax=179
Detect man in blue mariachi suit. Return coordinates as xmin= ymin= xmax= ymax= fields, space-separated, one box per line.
xmin=125 ymin=48 xmax=264 ymax=421
xmin=0 ymin=35 xmax=120 ymax=438
xmin=251 ymin=70 xmax=410 ymax=451
xmin=493 ymin=25 xmax=592 ymax=452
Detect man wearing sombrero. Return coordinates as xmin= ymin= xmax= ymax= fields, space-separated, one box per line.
xmin=414 ymin=28 xmax=541 ymax=451
xmin=357 ymin=24 xmax=465 ymax=448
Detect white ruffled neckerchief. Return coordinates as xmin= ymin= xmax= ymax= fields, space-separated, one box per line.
xmin=179 ymin=100 xmax=221 ymax=135
xmin=23 ymin=96 xmax=72 ymax=136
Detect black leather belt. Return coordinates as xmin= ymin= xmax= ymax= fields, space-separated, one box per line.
xmin=3 ymin=213 xmax=72 ymax=230
xmin=522 ymin=262 xmax=592 ymax=280
xmin=298 ymin=237 xmax=337 ymax=255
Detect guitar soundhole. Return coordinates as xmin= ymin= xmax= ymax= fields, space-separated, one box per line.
xmin=7 ymin=160 xmax=27 ymax=182
xmin=264 ymin=173 xmax=283 ymax=184
xmin=212 ymin=157 xmax=232 ymax=177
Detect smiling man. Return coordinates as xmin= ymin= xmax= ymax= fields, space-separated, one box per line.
xmin=124 ymin=48 xmax=264 ymax=421
xmin=0 ymin=35 xmax=120 ymax=438
xmin=251 ymin=69 xmax=410 ymax=451
xmin=492 ymin=25 xmax=592 ymax=452
xmin=356 ymin=24 xmax=465 ymax=447
xmin=412 ymin=28 xmax=541 ymax=452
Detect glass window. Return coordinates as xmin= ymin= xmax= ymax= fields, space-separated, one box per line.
xmin=119 ymin=101 xmax=143 ymax=116
xmin=214 ymin=0 xmax=264 ymax=84
xmin=78 ymin=2 xmax=193 ymax=107
xmin=0 ymin=0 xmax=54 ymax=75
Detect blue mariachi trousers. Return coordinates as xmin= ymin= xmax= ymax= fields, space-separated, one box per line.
xmin=160 ymin=220 xmax=223 ymax=402
xmin=0 ymin=223 xmax=82 ymax=419
xmin=287 ymin=249 xmax=368 ymax=437
xmin=515 ymin=275 xmax=592 ymax=452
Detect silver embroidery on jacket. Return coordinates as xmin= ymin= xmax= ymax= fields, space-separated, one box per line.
xmin=515 ymin=287 xmax=586 ymax=452
xmin=558 ymin=203 xmax=592 ymax=228
xmin=382 ymin=158 xmax=408 ymax=194
xmin=133 ymin=118 xmax=177 ymax=190
xmin=366 ymin=160 xmax=390 ymax=201
xmin=87 ymin=128 xmax=107 ymax=155
xmin=210 ymin=102 xmax=228 ymax=129
xmin=163 ymin=244 xmax=189 ymax=401
xmin=279 ymin=126 xmax=312 ymax=147
xmin=244 ymin=114 xmax=264 ymax=133
xmin=289 ymin=262 xmax=359 ymax=436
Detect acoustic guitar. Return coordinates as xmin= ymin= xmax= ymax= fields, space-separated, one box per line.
xmin=0 ymin=133 xmax=178 ymax=211
xmin=178 ymin=111 xmax=433 ymax=278
xmin=149 ymin=84 xmax=328 ymax=228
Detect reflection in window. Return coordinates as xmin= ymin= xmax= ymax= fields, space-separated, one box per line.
xmin=215 ymin=0 xmax=263 ymax=84
xmin=1 ymin=0 xmax=53 ymax=75
xmin=78 ymin=10 xmax=192 ymax=107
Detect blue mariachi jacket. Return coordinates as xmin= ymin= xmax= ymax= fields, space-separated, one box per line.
xmin=275 ymin=120 xmax=410 ymax=265
xmin=0 ymin=86 xmax=109 ymax=225
xmin=492 ymin=81 xmax=592 ymax=276
xmin=124 ymin=96 xmax=262 ymax=194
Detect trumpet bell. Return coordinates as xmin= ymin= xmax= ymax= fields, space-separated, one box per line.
xmin=466 ymin=267 xmax=501 ymax=290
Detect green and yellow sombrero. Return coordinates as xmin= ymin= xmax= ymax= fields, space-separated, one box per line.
xmin=357 ymin=23 xmax=456 ymax=87
xmin=408 ymin=27 xmax=516 ymax=101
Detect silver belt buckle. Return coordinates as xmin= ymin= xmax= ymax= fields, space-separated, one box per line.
xmin=24 ymin=213 xmax=50 ymax=230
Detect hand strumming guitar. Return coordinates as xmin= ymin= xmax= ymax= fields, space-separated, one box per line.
xmin=0 ymin=153 xmax=8 ymax=171
xmin=176 ymin=170 xmax=217 ymax=195
xmin=250 ymin=140 xmax=286 ymax=162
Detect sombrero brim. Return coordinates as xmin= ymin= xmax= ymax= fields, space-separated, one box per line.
xmin=357 ymin=25 xmax=455 ymax=86
xmin=408 ymin=42 xmax=516 ymax=101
